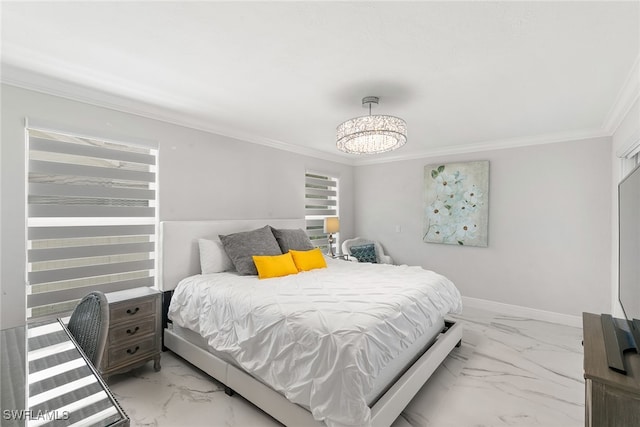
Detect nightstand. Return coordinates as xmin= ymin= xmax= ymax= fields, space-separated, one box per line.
xmin=100 ymin=287 xmax=162 ymax=378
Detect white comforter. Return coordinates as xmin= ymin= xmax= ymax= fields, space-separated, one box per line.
xmin=168 ymin=258 xmax=462 ymax=427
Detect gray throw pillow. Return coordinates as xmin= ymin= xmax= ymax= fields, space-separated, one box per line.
xmin=219 ymin=225 xmax=283 ymax=275
xmin=270 ymin=227 xmax=314 ymax=253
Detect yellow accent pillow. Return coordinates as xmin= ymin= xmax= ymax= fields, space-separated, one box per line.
xmin=252 ymin=252 xmax=299 ymax=279
xmin=290 ymin=248 xmax=327 ymax=272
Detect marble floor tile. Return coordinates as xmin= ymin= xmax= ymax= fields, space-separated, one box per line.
xmin=108 ymin=306 xmax=585 ymax=426
xmin=107 ymin=353 xmax=280 ymax=427
xmin=399 ymin=307 xmax=584 ymax=427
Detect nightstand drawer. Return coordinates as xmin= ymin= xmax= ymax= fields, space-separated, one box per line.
xmin=107 ymin=335 xmax=158 ymax=368
xmin=110 ymin=299 xmax=155 ymax=324
xmin=109 ymin=317 xmax=157 ymax=345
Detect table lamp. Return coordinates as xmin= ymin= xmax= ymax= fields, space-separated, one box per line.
xmin=323 ymin=217 xmax=340 ymax=257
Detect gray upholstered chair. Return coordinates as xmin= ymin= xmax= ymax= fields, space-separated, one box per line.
xmin=341 ymin=237 xmax=393 ymax=264
xmin=67 ymin=291 xmax=109 ymax=368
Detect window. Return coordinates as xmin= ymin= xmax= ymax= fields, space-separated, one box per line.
xmin=304 ymin=171 xmax=339 ymax=253
xmin=26 ymin=126 xmax=158 ymax=321
xmin=619 ymin=134 xmax=640 ymax=178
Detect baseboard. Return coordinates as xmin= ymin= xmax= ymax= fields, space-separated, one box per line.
xmin=462 ymin=296 xmax=582 ymax=328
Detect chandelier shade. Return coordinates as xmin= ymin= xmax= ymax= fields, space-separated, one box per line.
xmin=336 ymin=97 xmax=407 ymax=155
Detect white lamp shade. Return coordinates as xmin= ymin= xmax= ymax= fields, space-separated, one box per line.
xmin=323 ymin=217 xmax=340 ymax=234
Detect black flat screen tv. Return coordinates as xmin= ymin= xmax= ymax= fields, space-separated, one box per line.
xmin=603 ymin=162 xmax=640 ymax=374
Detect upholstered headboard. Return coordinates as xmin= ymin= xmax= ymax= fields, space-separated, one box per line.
xmin=158 ymin=219 xmax=306 ymax=291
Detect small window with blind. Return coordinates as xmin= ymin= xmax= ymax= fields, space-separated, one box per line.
xmin=304 ymin=172 xmax=339 ymax=253
xmin=26 ymin=126 xmax=158 ymax=321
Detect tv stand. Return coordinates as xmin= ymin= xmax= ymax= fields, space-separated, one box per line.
xmin=583 ymin=313 xmax=640 ymax=426
xmin=600 ymin=313 xmax=638 ymax=373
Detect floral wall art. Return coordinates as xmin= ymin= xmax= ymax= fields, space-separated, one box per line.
xmin=423 ymin=160 xmax=489 ymax=247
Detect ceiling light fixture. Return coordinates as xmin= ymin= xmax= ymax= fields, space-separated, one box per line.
xmin=336 ymin=96 xmax=407 ymax=155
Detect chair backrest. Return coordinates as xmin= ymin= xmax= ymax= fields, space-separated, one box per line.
xmin=341 ymin=237 xmax=393 ymax=264
xmin=67 ymin=291 xmax=109 ymax=368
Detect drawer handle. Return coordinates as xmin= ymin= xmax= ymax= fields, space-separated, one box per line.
xmin=126 ymin=326 xmax=140 ymax=335
xmin=126 ymin=346 xmax=140 ymax=355
xmin=126 ymin=307 xmax=140 ymax=315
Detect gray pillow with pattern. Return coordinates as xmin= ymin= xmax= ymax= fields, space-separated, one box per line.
xmin=350 ymin=243 xmax=377 ymax=263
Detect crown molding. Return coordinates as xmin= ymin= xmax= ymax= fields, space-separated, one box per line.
xmin=603 ymin=55 xmax=640 ymax=135
xmin=351 ymin=128 xmax=610 ymax=166
xmin=1 ymin=60 xmax=631 ymax=168
xmin=356 ymin=56 xmax=639 ymax=166
xmin=1 ymin=63 xmax=354 ymax=166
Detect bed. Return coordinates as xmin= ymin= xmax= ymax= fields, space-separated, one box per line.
xmin=159 ymin=219 xmax=463 ymax=427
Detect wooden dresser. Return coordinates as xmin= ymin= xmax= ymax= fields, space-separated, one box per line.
xmin=100 ymin=287 xmax=162 ymax=378
xmin=583 ymin=313 xmax=640 ymax=426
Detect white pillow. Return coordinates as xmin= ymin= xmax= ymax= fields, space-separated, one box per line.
xmin=198 ymin=238 xmax=234 ymax=274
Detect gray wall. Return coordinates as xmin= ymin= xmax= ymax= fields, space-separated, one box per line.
xmin=0 ymin=84 xmax=354 ymax=328
xmin=352 ymin=137 xmax=612 ymax=317
xmin=0 ymin=83 xmax=619 ymax=326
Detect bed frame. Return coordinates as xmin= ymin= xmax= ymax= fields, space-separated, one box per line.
xmin=159 ymin=219 xmax=463 ymax=427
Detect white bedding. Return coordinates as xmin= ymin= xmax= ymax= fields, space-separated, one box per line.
xmin=168 ymin=258 xmax=462 ymax=427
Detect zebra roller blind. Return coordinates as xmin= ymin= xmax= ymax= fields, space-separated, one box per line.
xmin=304 ymin=172 xmax=339 ymax=252
xmin=27 ymin=127 xmax=158 ymax=320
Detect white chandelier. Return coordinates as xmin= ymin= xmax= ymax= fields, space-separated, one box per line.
xmin=336 ymin=96 xmax=407 ymax=154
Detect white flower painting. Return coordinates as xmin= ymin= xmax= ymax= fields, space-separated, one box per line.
xmin=423 ymin=161 xmax=489 ymax=247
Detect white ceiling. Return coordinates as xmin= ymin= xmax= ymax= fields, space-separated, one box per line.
xmin=2 ymin=1 xmax=638 ymax=164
